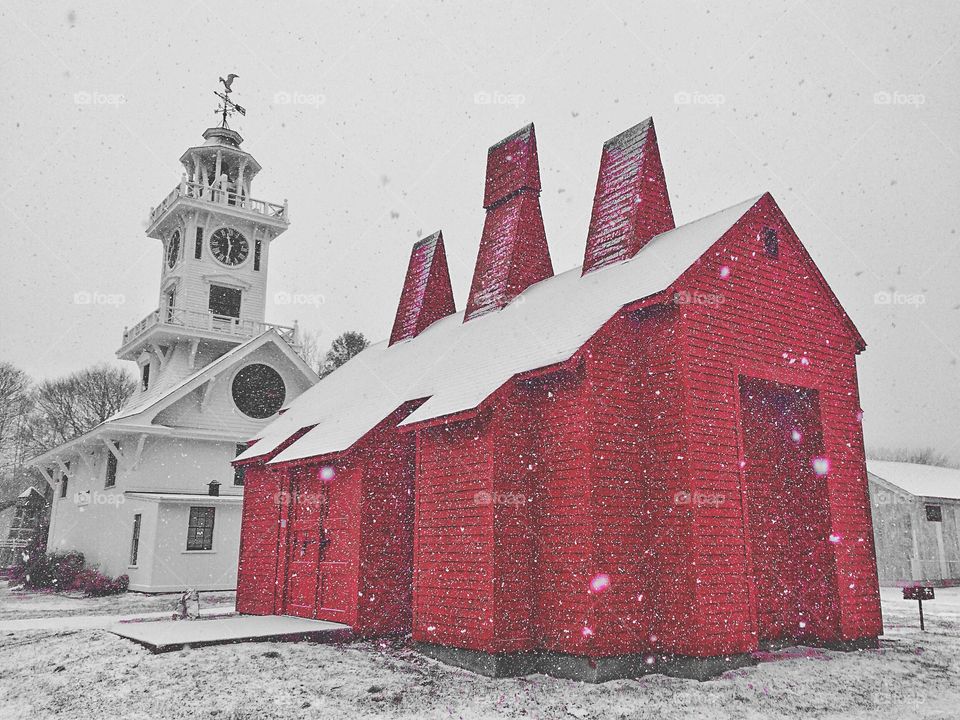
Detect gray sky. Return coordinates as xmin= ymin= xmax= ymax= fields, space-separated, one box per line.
xmin=1 ymin=1 xmax=958 ymax=460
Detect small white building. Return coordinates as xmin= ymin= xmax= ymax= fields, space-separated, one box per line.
xmin=31 ymin=119 xmax=317 ymax=592
xmin=867 ymin=460 xmax=960 ymax=587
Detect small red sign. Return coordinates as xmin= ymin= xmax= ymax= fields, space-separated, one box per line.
xmin=903 ymin=586 xmax=935 ymax=601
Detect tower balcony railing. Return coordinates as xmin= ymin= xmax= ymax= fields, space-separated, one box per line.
xmin=121 ymin=306 xmax=298 ymax=350
xmin=149 ymin=180 xmax=289 ymax=227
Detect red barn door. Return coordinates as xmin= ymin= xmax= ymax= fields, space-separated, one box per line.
xmin=283 ymin=469 xmax=327 ymax=619
xmin=738 ymin=377 xmax=839 ymax=643
xmin=316 ymin=477 xmax=354 ymax=622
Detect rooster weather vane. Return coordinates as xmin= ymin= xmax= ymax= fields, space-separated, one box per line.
xmin=214 ymin=73 xmax=245 ymax=128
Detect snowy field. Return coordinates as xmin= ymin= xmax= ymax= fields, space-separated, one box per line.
xmin=0 ymin=584 xmax=958 ymax=720
xmin=0 ymin=583 xmax=236 ymax=623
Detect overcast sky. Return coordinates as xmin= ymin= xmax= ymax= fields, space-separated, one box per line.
xmin=1 ymin=1 xmax=958 ymax=460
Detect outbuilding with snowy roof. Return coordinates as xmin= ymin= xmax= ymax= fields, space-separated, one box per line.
xmin=868 ymin=460 xmax=960 ymax=586
xmin=235 ymin=118 xmax=881 ymax=681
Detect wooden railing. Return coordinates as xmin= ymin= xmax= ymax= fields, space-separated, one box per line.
xmin=149 ymin=180 xmax=288 ymax=226
xmin=122 ymin=307 xmax=298 ymax=349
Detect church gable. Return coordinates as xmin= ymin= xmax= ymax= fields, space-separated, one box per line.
xmin=152 ymin=338 xmax=316 ymax=433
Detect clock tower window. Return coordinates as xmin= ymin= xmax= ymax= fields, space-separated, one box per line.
xmin=194 ymin=228 xmax=204 ymax=259
xmin=164 ymin=288 xmax=176 ymax=322
xmin=209 ymin=285 xmax=241 ymax=318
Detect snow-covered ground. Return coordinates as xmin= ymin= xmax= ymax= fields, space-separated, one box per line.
xmin=0 ymin=584 xmax=958 ymax=720
xmin=0 ymin=582 xmax=236 ymax=622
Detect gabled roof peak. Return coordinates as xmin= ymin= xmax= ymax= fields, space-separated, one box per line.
xmin=390 ymin=231 xmax=456 ymax=345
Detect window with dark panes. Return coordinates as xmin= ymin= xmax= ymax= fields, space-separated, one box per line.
xmin=209 ymin=285 xmax=241 ymax=318
xmin=130 ymin=514 xmax=141 ymax=565
xmin=105 ymin=444 xmax=120 ymax=488
xmin=926 ymin=504 xmax=943 ymax=522
xmin=187 ymin=506 xmax=216 ymax=550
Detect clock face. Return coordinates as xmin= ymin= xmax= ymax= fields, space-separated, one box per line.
xmin=210 ymin=227 xmax=249 ymax=266
xmin=231 ymin=363 xmax=286 ymax=419
xmin=166 ymin=230 xmax=181 ymax=268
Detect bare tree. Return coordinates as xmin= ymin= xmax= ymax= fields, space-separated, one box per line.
xmin=0 ymin=362 xmax=32 ymax=486
xmin=297 ymin=330 xmax=325 ymax=375
xmin=867 ymin=446 xmax=959 ymax=469
xmin=22 ymin=364 xmax=136 ymax=460
xmin=318 ymin=331 xmax=370 ymax=379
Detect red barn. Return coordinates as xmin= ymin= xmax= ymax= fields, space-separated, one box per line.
xmin=234 ymin=118 xmax=882 ymax=681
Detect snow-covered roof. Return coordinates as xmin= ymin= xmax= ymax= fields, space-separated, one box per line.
xmin=125 ymin=492 xmax=244 ymax=504
xmin=867 ymin=460 xmax=960 ymax=501
xmin=30 ymin=329 xmax=317 ymax=467
xmin=241 ymin=195 xmax=762 ymax=465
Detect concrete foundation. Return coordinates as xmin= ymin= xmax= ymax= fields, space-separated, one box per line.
xmin=415 ymin=642 xmax=759 ymax=682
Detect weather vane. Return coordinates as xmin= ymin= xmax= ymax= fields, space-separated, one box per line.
xmin=214 ymin=73 xmax=245 ymax=128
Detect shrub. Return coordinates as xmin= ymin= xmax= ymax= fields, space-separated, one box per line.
xmin=10 ymin=536 xmax=85 ymax=591
xmin=10 ymin=539 xmax=127 ymax=596
xmin=69 ymin=568 xmax=129 ymax=597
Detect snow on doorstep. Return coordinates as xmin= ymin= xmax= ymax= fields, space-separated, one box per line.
xmin=867 ymin=460 xmax=960 ymax=500
xmin=241 ymin=195 xmax=762 ymax=465
xmin=110 ymin=614 xmax=349 ymax=649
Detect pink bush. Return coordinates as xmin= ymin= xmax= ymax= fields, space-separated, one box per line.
xmin=68 ymin=568 xmax=130 ymax=597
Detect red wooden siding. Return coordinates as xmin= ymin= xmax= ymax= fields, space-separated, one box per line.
xmin=356 ymin=432 xmax=416 ymax=635
xmin=465 ymin=124 xmax=553 ymax=321
xmin=389 ymin=231 xmax=456 ymax=346
xmin=581 ymin=306 xmax=696 ymax=657
xmin=237 ymin=464 xmax=284 ymax=615
xmin=672 ymin=193 xmax=881 ymax=652
xmin=413 ymin=417 xmax=495 ymax=650
xmin=583 ymin=119 xmax=675 ymax=274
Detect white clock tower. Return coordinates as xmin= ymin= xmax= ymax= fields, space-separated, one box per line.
xmin=35 ymin=81 xmax=318 ymax=593
xmin=118 ymin=120 xmax=294 ymax=399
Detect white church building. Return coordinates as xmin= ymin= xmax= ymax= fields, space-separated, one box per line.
xmin=31 ymin=113 xmax=317 ymax=592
